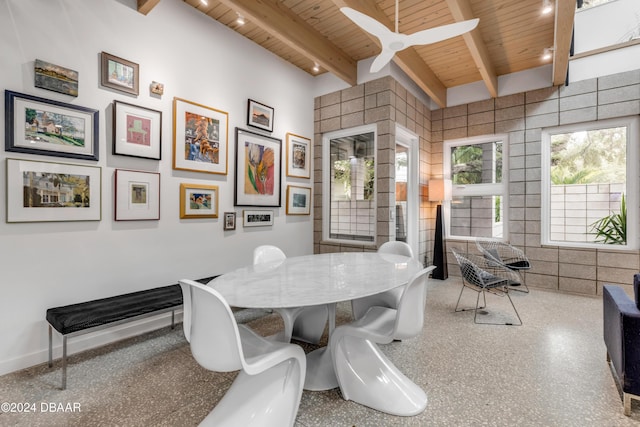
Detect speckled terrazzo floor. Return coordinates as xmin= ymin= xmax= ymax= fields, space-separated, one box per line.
xmin=0 ymin=278 xmax=638 ymax=426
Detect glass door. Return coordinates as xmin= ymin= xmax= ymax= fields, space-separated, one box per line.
xmin=395 ymin=125 xmax=418 ymax=256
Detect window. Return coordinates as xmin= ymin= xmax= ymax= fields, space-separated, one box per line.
xmin=322 ymin=125 xmax=376 ymax=243
xmin=444 ymin=134 xmax=508 ymax=240
xmin=541 ymin=116 xmax=639 ymax=249
xmin=576 ymin=0 xmax=615 ymax=11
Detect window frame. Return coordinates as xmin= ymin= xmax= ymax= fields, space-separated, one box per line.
xmin=322 ymin=124 xmax=377 ymax=245
xmin=443 ymin=133 xmax=509 ymax=241
xmin=540 ymin=116 xmax=639 ymax=250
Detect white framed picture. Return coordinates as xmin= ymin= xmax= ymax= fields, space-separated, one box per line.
xmin=6 ymin=158 xmax=101 ymax=222
xmin=243 ymin=209 xmax=274 ymax=227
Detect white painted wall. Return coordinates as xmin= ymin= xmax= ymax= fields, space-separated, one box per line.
xmin=574 ymin=0 xmax=640 ymax=52
xmin=0 ymin=0 xmax=314 ymax=375
xmin=570 ymin=0 xmax=640 ymax=83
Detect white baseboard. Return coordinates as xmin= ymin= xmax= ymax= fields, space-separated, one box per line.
xmin=0 ymin=311 xmax=185 ymax=377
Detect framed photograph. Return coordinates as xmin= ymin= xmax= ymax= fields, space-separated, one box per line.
xmin=114 ymin=169 xmax=160 ymax=221
xmin=6 ymin=158 xmax=101 ymax=223
xmin=100 ymin=52 xmax=139 ymax=96
xmin=5 ymin=90 xmax=99 ymax=161
xmin=180 ymin=183 xmax=219 ymax=219
xmin=113 ymin=100 xmax=162 ymax=160
xmin=286 ymin=133 xmax=311 ymax=179
xmin=247 ymin=99 xmax=274 ymax=132
xmin=243 ymin=209 xmax=274 ymax=227
xmin=150 ymin=81 xmax=164 ymax=96
xmin=173 ymin=97 xmax=229 ymax=175
xmin=223 ymin=212 xmax=236 ymax=230
xmin=234 ymin=127 xmax=282 ymax=207
xmin=286 ymin=185 xmax=311 ymax=215
xmin=34 ymin=59 xmax=79 ymax=97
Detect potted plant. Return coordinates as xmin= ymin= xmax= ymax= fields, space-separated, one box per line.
xmin=590 ymin=194 xmax=626 ymax=244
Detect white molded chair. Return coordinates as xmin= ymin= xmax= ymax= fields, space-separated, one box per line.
xmin=179 ymin=279 xmax=306 ymax=427
xmin=254 ymin=245 xmax=329 ymax=344
xmin=351 ymin=241 xmax=415 ymax=320
xmin=330 ymin=266 xmax=436 ymax=416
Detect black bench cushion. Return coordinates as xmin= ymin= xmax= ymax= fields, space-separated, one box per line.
xmin=46 ymin=276 xmax=218 ymax=335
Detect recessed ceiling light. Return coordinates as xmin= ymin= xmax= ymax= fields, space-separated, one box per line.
xmin=542 ymin=47 xmax=553 ymax=61
xmin=542 ymin=0 xmax=553 ymax=15
xmin=200 ymin=0 xmax=208 ymax=6
xmin=312 ymin=63 xmax=320 ymax=73
xmin=236 ymin=13 xmax=245 ymax=25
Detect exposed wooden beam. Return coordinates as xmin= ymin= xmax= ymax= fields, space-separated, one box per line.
xmin=137 ymin=0 xmax=160 ymax=15
xmin=217 ymin=0 xmax=357 ymax=86
xmin=553 ymin=0 xmax=575 ymax=86
xmin=394 ymin=50 xmax=447 ymax=108
xmin=445 ymin=0 xmax=498 ymax=98
xmin=331 ymin=0 xmax=448 ymax=107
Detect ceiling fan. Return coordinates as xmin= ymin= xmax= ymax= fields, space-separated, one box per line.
xmin=341 ymin=1 xmax=479 ymax=73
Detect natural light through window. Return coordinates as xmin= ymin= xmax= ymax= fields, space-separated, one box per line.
xmin=444 ymin=134 xmax=508 ymax=240
xmin=541 ymin=117 xmax=639 ymax=249
xmin=322 ymin=125 xmax=376 ymax=243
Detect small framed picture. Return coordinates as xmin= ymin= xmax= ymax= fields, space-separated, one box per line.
xmin=113 ymin=100 xmax=162 ymax=160
xmin=286 ymin=185 xmax=311 ymax=215
xmin=5 ymin=90 xmax=99 ymax=161
xmin=150 ymin=81 xmax=164 ymax=96
xmin=180 ymin=183 xmax=219 ymax=219
xmin=34 ymin=59 xmax=79 ymax=97
xmin=6 ymin=158 xmax=101 ymax=223
xmin=243 ymin=209 xmax=274 ymax=227
xmin=247 ymin=99 xmax=274 ymax=132
xmin=114 ymin=169 xmax=160 ymax=221
xmin=286 ymin=133 xmax=311 ymax=179
xmin=173 ymin=97 xmax=229 ymax=175
xmin=100 ymin=52 xmax=139 ymax=96
xmin=223 ymin=212 xmax=236 ymax=230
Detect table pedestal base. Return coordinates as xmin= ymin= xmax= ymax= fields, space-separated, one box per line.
xmin=304 ymin=347 xmax=338 ymax=391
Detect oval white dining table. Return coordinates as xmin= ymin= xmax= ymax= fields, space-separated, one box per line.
xmin=209 ymin=251 xmax=424 ymax=391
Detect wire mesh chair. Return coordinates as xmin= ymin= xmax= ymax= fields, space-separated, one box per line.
xmin=451 ymin=248 xmax=522 ymax=326
xmin=475 ymin=239 xmax=531 ymax=293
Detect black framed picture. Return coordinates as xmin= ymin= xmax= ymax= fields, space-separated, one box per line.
xmin=247 ymin=99 xmax=274 ymax=132
xmin=5 ymin=90 xmax=99 ymax=161
xmin=234 ymin=127 xmax=282 ymax=207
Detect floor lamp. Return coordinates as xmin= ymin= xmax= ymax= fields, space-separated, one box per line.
xmin=429 ymin=179 xmax=451 ymax=280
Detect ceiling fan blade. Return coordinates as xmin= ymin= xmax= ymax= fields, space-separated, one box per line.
xmin=340 ymin=7 xmax=393 ymax=41
xmin=405 ymin=18 xmax=479 ymax=46
xmin=370 ymin=48 xmax=396 ymax=73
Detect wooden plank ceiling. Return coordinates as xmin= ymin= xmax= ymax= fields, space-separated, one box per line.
xmin=147 ymin=0 xmax=576 ymax=107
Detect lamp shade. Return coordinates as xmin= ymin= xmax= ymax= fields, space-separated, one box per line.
xmin=428 ymin=179 xmax=452 ymax=202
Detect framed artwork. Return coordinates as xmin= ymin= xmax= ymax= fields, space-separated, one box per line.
xmin=6 ymin=158 xmax=101 ymax=223
xmin=5 ymin=90 xmax=99 ymax=161
xmin=180 ymin=183 xmax=219 ymax=219
xmin=243 ymin=209 xmax=274 ymax=227
xmin=286 ymin=185 xmax=311 ymax=215
xmin=34 ymin=59 xmax=79 ymax=97
xmin=247 ymin=99 xmax=274 ymax=132
xmin=223 ymin=212 xmax=236 ymax=230
xmin=113 ymin=100 xmax=162 ymax=160
xmin=173 ymin=97 xmax=229 ymax=175
xmin=286 ymin=133 xmax=311 ymax=179
xmin=150 ymin=81 xmax=164 ymax=96
xmin=114 ymin=169 xmax=160 ymax=221
xmin=100 ymin=52 xmax=139 ymax=96
xmin=234 ymin=127 xmax=282 ymax=207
